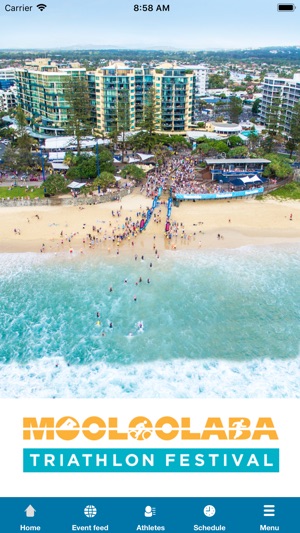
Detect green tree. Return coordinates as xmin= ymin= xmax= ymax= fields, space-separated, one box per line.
xmin=252 ymin=98 xmax=261 ymax=115
xmin=265 ymin=96 xmax=283 ymax=137
xmin=93 ymin=172 xmax=116 ymax=191
xmin=66 ymin=150 xmax=114 ymax=181
xmin=120 ymin=164 xmax=145 ymax=182
xmin=228 ymin=96 xmax=243 ymax=123
xmin=286 ymin=101 xmax=300 ymax=157
xmin=42 ymin=174 xmax=69 ymax=196
xmin=2 ymin=145 xmax=36 ymax=174
xmin=0 ymin=127 xmax=16 ymax=140
xmin=64 ymin=76 xmax=92 ymax=153
xmin=116 ymin=89 xmax=130 ymax=163
xmin=227 ymin=135 xmax=244 ymax=147
xmin=14 ymin=105 xmax=37 ymax=152
xmin=247 ymin=132 xmax=260 ymax=154
xmin=196 ymin=139 xmax=229 ymax=158
xmin=142 ymin=86 xmax=160 ymax=135
xmin=208 ymin=74 xmax=226 ymax=89
xmin=263 ymin=154 xmax=293 ymax=180
xmin=228 ymin=146 xmax=248 ymax=157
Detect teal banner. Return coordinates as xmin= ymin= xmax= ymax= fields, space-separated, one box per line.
xmin=23 ymin=448 xmax=279 ymax=472
xmin=175 ymin=187 xmax=264 ymax=200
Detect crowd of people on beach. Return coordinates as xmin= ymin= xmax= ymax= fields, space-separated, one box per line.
xmin=32 ymin=203 xmax=167 ymax=254
xmin=142 ymin=157 xmax=227 ymax=197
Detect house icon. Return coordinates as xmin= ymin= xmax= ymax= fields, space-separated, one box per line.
xmin=25 ymin=505 xmax=36 ymax=518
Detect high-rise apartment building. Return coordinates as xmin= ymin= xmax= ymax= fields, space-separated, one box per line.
xmin=260 ymin=73 xmax=300 ymax=134
xmin=179 ymin=64 xmax=207 ymax=96
xmin=94 ymin=62 xmax=195 ymax=134
xmin=15 ymin=59 xmax=88 ymax=136
xmin=15 ymin=59 xmax=196 ymax=136
xmin=155 ymin=64 xmax=195 ymax=132
xmin=0 ymin=67 xmax=15 ymax=90
xmin=0 ymin=86 xmax=17 ymax=112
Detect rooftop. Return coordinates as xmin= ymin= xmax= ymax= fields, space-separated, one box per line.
xmin=205 ymin=158 xmax=271 ymax=165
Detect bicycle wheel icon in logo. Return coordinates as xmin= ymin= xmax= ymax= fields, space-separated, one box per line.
xmin=128 ymin=420 xmax=153 ymax=440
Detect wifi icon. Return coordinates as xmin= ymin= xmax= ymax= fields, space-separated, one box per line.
xmin=37 ymin=3 xmax=47 ymax=10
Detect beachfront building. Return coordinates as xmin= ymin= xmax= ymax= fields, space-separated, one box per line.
xmin=0 ymin=86 xmax=17 ymax=112
xmin=184 ymin=65 xmax=207 ymax=97
xmin=94 ymin=61 xmax=195 ymax=134
xmin=205 ymin=158 xmax=271 ymax=181
xmin=260 ymin=73 xmax=300 ymax=134
xmin=206 ymin=122 xmax=242 ymax=135
xmin=15 ymin=59 xmax=90 ymax=137
xmin=0 ymin=67 xmax=15 ymax=90
xmin=14 ymin=59 xmax=196 ymax=136
xmin=94 ymin=62 xmax=153 ymax=133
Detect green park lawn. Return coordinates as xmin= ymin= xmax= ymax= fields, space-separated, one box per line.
xmin=0 ymin=185 xmax=45 ymax=199
xmin=269 ymin=182 xmax=300 ymax=200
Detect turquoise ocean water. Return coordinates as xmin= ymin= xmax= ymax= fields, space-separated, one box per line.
xmin=0 ymin=245 xmax=299 ymax=398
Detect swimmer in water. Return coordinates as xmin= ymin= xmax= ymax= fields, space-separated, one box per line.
xmin=109 ymin=322 xmax=113 ymax=328
xmin=97 ymin=312 xmax=100 ymax=318
xmin=147 ymin=278 xmax=150 ymax=284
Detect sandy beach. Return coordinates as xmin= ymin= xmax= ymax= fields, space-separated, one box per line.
xmin=0 ymin=193 xmax=299 ymax=255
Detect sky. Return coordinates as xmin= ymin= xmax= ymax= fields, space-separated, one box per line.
xmin=0 ymin=0 xmax=299 ymax=50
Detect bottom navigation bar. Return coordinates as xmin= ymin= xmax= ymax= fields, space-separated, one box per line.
xmin=0 ymin=497 xmax=297 ymax=532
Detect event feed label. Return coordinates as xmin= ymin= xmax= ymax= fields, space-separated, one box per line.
xmin=23 ymin=448 xmax=279 ymax=472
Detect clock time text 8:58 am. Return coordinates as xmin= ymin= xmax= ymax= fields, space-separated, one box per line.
xmin=134 ymin=4 xmax=170 ymax=11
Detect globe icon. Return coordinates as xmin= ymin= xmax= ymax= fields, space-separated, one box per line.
xmin=84 ymin=505 xmax=97 ymax=518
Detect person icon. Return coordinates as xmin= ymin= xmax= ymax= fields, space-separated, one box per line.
xmin=231 ymin=419 xmax=248 ymax=439
xmin=144 ymin=506 xmax=156 ymax=517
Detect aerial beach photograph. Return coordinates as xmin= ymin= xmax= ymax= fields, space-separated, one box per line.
xmin=0 ymin=0 xmax=299 ymax=399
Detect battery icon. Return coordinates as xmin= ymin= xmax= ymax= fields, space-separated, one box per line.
xmin=277 ymin=3 xmax=296 ymax=10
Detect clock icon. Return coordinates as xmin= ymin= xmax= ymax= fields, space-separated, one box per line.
xmin=203 ymin=505 xmax=216 ymax=517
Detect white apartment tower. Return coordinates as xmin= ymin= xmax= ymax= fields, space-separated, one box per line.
xmin=260 ymin=73 xmax=300 ymax=133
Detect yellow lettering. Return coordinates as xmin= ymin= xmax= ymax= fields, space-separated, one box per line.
xmin=56 ymin=417 xmax=80 ymax=441
xmin=23 ymin=418 xmax=54 ymax=440
xmin=82 ymin=416 xmax=106 ymax=440
xmin=252 ymin=418 xmax=278 ymax=440
xmin=201 ymin=418 xmax=227 ymax=440
xmin=155 ymin=416 xmax=179 ymax=440
xmin=181 ymin=417 xmax=201 ymax=439
xmin=108 ymin=417 xmax=128 ymax=440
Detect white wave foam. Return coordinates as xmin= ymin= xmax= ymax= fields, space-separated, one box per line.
xmin=0 ymin=356 xmax=299 ymax=398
